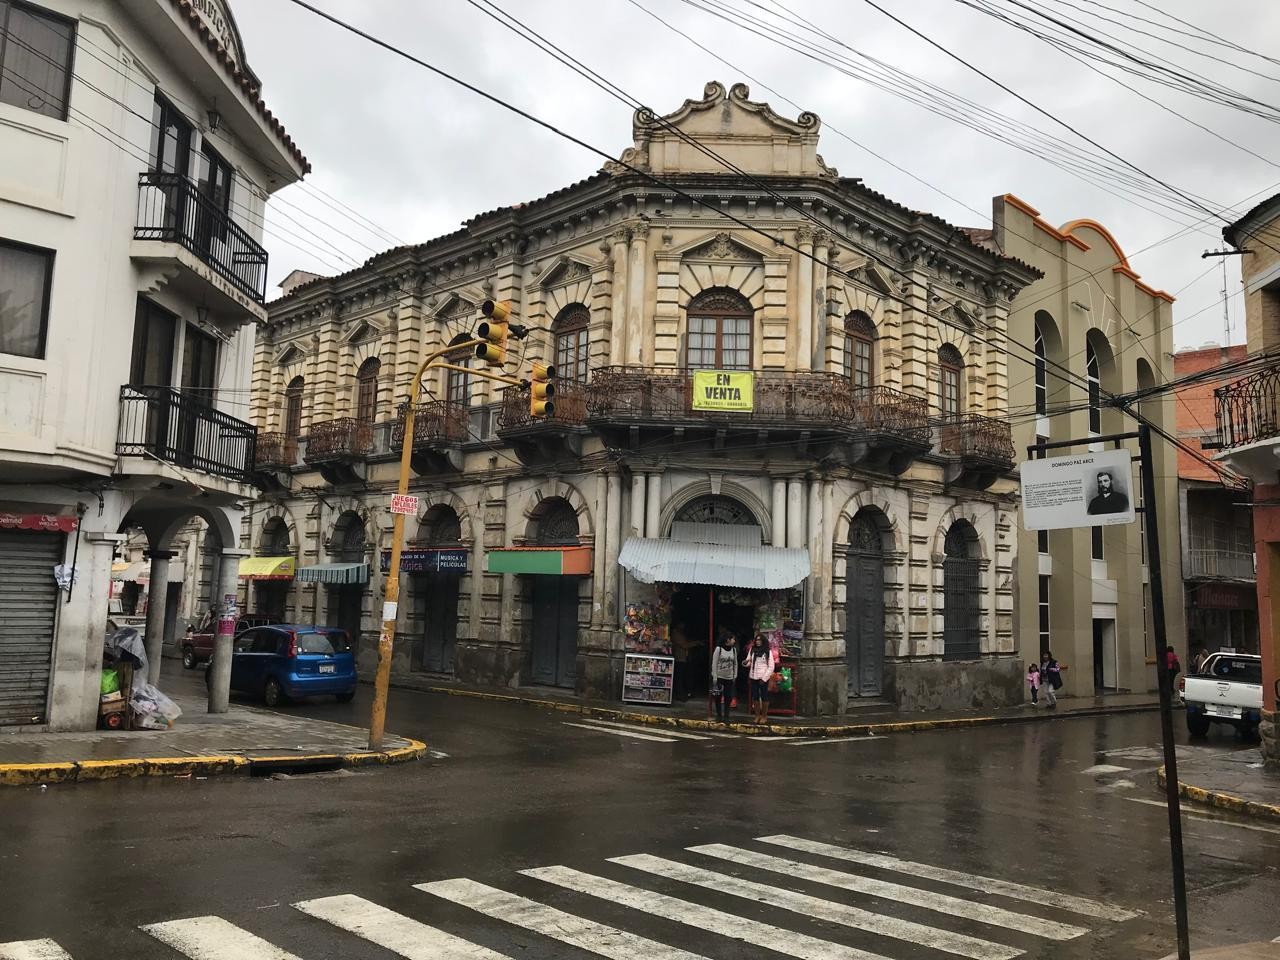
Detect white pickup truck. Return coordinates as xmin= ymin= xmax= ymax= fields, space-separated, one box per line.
xmin=1181 ymin=652 xmax=1263 ymax=739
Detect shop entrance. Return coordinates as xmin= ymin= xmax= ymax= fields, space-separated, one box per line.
xmin=669 ymin=584 xmax=757 ymax=701
xmin=421 ymin=573 xmax=460 ymax=673
xmin=1093 ymin=618 xmax=1118 ymax=691
xmin=845 ymin=512 xmax=885 ymax=697
xmin=530 ymin=575 xmax=578 ymax=687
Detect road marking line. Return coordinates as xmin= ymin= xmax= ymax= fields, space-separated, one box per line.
xmin=0 ymin=942 xmax=72 ymax=960
xmin=416 ymin=878 xmax=707 ymax=959
xmin=1081 ymin=764 xmax=1132 ymax=775
xmin=757 ymin=835 xmax=1139 ymax=922
xmin=561 ymin=722 xmax=677 ymax=742
xmin=294 ymin=894 xmax=509 ymax=959
xmin=786 ymin=736 xmax=879 ymax=746
xmin=524 ymin=864 xmax=892 ymax=960
xmin=610 ymin=853 xmax=1021 ymax=960
xmin=691 ymin=844 xmax=1088 ymax=939
xmin=1125 ymin=798 xmax=1280 ymax=835
xmin=578 ymin=719 xmax=713 ymax=740
xmin=141 ymin=916 xmax=303 ymax=959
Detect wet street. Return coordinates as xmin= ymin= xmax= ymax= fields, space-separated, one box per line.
xmin=2 ymin=686 xmax=1277 ymax=959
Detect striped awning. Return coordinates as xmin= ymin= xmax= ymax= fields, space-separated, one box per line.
xmin=297 ymin=562 xmax=369 ymax=585
xmin=238 ymin=556 xmax=296 ymax=580
xmin=487 ymin=546 xmax=593 ymax=575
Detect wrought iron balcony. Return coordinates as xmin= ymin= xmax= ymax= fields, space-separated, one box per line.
xmin=390 ymin=400 xmax=468 ymax=474
xmin=1215 ymin=366 xmax=1280 ymax=450
xmin=254 ymin=432 xmax=298 ymax=471
xmin=496 ymin=380 xmax=588 ymax=464
xmin=116 ymin=385 xmax=256 ymax=483
xmin=1186 ymin=547 xmax=1255 ymax=581
xmin=938 ymin=413 xmax=1015 ymax=489
xmin=134 ymin=172 xmax=269 ymax=302
xmin=304 ymin=418 xmax=374 ymax=462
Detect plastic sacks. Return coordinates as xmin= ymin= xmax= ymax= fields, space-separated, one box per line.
xmin=103 ymin=627 xmax=182 ymax=728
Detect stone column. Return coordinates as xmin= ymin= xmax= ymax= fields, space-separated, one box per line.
xmin=609 ymin=229 xmax=629 ymax=366
xmin=630 ymin=471 xmax=647 ymax=538
xmin=143 ymin=550 xmax=175 ymax=685
xmin=468 ymin=527 xmax=485 ymax=640
xmin=812 ymin=230 xmax=830 ymax=372
xmin=786 ymin=478 xmax=805 ymax=549
xmin=207 ymin=549 xmax=249 ymax=713
xmin=771 ymin=477 xmax=787 ymax=546
xmin=625 ymin=219 xmax=649 ymax=366
xmin=645 ymin=471 xmax=662 ymax=540
xmin=823 ymin=478 xmax=837 ymax=636
xmin=806 ymin=475 xmax=825 ymax=636
xmin=590 ymin=471 xmax=608 ymax=627
xmin=795 ymin=226 xmax=814 ymax=372
xmin=604 ymin=470 xmax=623 ymax=628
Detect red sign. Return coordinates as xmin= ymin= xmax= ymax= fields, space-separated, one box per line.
xmin=1193 ymin=583 xmax=1256 ymax=610
xmin=0 ymin=513 xmax=78 ymax=533
xmin=390 ymin=494 xmax=419 ymax=516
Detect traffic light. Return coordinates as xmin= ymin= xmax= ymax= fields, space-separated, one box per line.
xmin=529 ymin=362 xmax=556 ymax=418
xmin=476 ymin=299 xmax=511 ymax=367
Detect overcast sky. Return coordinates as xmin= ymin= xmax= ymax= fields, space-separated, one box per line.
xmin=234 ymin=0 xmax=1280 ymax=354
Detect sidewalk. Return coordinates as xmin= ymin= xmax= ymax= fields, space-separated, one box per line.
xmin=1158 ymin=747 xmax=1280 ymax=822
xmin=390 ymin=673 xmax=1160 ymax=737
xmin=0 ymin=671 xmax=424 ymax=787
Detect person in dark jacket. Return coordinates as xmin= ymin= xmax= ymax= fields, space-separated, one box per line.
xmin=709 ymin=629 xmax=739 ymax=722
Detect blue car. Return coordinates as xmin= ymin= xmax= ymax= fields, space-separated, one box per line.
xmin=207 ymin=624 xmax=357 ymax=707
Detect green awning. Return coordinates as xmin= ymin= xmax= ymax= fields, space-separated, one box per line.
xmin=487 ymin=546 xmax=593 ymax=575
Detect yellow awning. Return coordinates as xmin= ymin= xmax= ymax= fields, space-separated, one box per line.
xmin=238 ymin=556 xmax=296 ymax=580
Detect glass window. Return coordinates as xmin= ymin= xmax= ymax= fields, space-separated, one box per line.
xmin=0 ymin=2 xmax=74 ymax=120
xmin=0 ymin=238 xmax=53 ymax=359
xmin=938 ymin=344 xmax=963 ymax=419
xmin=1086 ymin=341 xmax=1101 ymax=434
xmin=294 ymin=629 xmax=351 ymax=654
xmin=194 ymin=142 xmax=233 ymax=248
xmin=1091 ymin=525 xmax=1104 ymax=561
xmin=1037 ymin=574 xmax=1050 ymax=659
xmin=130 ymin=297 xmax=176 ymax=386
xmin=284 ymin=377 xmax=304 ymax=438
xmin=149 ymin=93 xmax=192 ymax=175
xmin=181 ymin=325 xmax=217 ymax=395
xmin=356 ymin=357 xmax=379 ymax=422
xmin=685 ymin=289 xmax=752 ymax=370
xmin=250 ymin=630 xmax=282 ymax=654
xmin=1034 ymin=322 xmax=1047 ymax=415
xmin=843 ymin=311 xmax=875 ymax=387
xmin=553 ymin=304 xmax=590 ymax=383
xmin=446 ymin=334 xmax=470 ymax=405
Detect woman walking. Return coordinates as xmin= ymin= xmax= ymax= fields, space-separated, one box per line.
xmin=743 ymin=634 xmax=778 ymax=725
xmin=709 ymin=629 xmax=738 ymax=722
xmin=1040 ymin=651 xmax=1064 ymax=708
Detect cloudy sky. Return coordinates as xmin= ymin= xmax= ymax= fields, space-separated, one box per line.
xmin=234 ymin=0 xmax=1280 ymax=353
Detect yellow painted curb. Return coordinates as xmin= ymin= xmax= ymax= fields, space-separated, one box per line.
xmin=0 ymin=761 xmax=76 ymax=786
xmin=1157 ymin=766 xmax=1280 ymax=822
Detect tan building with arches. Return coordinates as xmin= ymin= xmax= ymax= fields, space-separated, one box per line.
xmin=243 ymin=83 xmax=1047 ymax=715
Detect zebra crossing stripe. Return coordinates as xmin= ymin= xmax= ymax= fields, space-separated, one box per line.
xmin=294 ymin=893 xmax=510 ymax=959
xmin=416 ymin=878 xmax=708 ymax=960
xmin=523 ymin=864 xmax=893 ymax=960
xmin=688 ymin=845 xmax=1088 ymax=941
xmin=0 ymin=942 xmax=72 ymax=960
xmin=141 ymin=917 xmax=304 ymax=959
xmin=610 ymin=854 xmax=1022 ymax=960
xmin=758 ymin=835 xmax=1140 ymax=922
xmin=577 ymin=719 xmax=715 ymax=740
xmin=562 ymin=722 xmax=678 ymax=742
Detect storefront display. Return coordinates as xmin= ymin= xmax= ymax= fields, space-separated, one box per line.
xmin=622 ymin=653 xmax=674 ymax=704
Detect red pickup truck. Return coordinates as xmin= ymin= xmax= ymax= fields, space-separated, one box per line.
xmin=182 ymin=614 xmax=279 ymax=669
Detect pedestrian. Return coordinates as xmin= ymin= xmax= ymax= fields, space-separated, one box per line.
xmin=1026 ymin=661 xmax=1041 ymax=705
xmin=1190 ymin=645 xmax=1209 ymax=675
xmin=1166 ymin=645 xmax=1182 ymax=701
xmin=743 ymin=634 xmax=777 ymax=725
xmin=1040 ymin=651 xmax=1065 ymax=708
xmin=709 ymin=629 xmax=738 ymax=722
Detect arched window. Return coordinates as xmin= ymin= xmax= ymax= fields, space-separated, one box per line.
xmin=419 ymin=505 xmax=463 ymax=545
xmin=261 ymin=517 xmax=290 ymax=556
xmin=356 ymin=357 xmax=380 ymax=423
xmin=446 ymin=333 xmax=471 ymax=407
xmin=331 ymin=511 xmax=366 ymax=563
xmin=534 ymin=498 xmax=580 ymax=546
xmin=843 ymin=311 xmax=876 ymax=388
xmin=1086 ymin=340 xmax=1101 ymax=433
xmin=1034 ymin=322 xmax=1047 ymax=415
xmin=674 ymin=494 xmax=755 ymax=526
xmin=685 ymin=288 xmax=752 ymax=370
xmin=938 ymin=344 xmax=964 ymax=419
xmin=284 ymin=376 xmax=304 ymax=438
xmin=553 ymin=304 xmax=590 ymax=384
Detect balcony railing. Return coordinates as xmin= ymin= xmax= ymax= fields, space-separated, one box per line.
xmin=1186 ymin=548 xmax=1256 ymax=581
xmin=116 ymin=385 xmax=256 ymax=482
xmin=938 ymin=413 xmax=1015 ymax=462
xmin=303 ymin=418 xmax=374 ymax=462
xmin=496 ymin=379 xmax=588 ymax=433
xmin=255 ymin=432 xmax=298 ymax=471
xmin=391 ymin=400 xmax=469 ymax=446
xmin=135 ymin=171 xmax=269 ymax=302
xmin=1215 ymin=366 xmax=1280 ymax=449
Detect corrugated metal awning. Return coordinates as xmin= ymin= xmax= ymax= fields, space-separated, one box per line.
xmin=297 ymin=562 xmax=369 ymax=585
xmin=111 ymin=560 xmax=186 ymax=584
xmin=618 ymin=535 xmax=810 ymax=589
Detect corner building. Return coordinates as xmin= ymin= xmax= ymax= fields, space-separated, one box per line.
xmin=252 ymin=83 xmax=1041 ymax=715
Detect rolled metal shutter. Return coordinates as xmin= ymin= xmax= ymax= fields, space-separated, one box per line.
xmin=0 ymin=530 xmax=62 ymax=725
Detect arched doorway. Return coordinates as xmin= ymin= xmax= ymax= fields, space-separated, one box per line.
xmin=942 ymin=521 xmax=981 ymax=661
xmin=255 ymin=518 xmax=291 ymax=620
xmin=329 ymin=512 xmax=366 ymax=651
xmin=845 ymin=510 xmax=885 ymax=697
xmin=529 ymin=498 xmax=579 ymax=688
xmin=417 ymin=505 xmax=463 ymax=674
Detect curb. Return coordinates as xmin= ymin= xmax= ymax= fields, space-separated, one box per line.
xmin=399 ymin=681 xmax=1160 ymax=738
xmin=0 ymin=738 xmax=428 ymax=787
xmin=1157 ymin=766 xmax=1280 ymax=822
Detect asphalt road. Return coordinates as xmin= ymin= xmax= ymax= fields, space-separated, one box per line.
xmin=2 ymin=683 xmax=1277 ymax=960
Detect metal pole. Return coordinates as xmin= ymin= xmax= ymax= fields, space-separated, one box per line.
xmin=1138 ymin=423 xmax=1191 ymax=960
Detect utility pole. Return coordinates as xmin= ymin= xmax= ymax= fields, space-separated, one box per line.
xmin=1202 ymin=248 xmax=1250 ymax=347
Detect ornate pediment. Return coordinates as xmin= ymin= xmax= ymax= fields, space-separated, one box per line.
xmin=670 ymin=230 xmax=771 ymax=262
xmin=274 ymin=342 xmax=308 ymax=367
xmin=842 ymin=259 xmax=895 ymax=297
xmin=531 ymin=255 xmax=596 ymax=290
xmin=341 ymin=316 xmax=387 ymax=345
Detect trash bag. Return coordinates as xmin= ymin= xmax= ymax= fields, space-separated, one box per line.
xmin=105 ymin=628 xmax=148 ymax=693
xmin=100 ymin=669 xmax=120 ymax=695
xmin=130 ymin=682 xmax=182 ymax=728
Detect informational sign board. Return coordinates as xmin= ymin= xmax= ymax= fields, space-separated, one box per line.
xmin=380 ymin=548 xmax=469 ymax=574
xmin=1020 ymin=448 xmax=1136 ymax=530
xmin=622 ymin=653 xmax=674 ymax=705
xmin=390 ymin=494 xmax=420 ymax=516
xmin=691 ymin=370 xmax=754 ymax=412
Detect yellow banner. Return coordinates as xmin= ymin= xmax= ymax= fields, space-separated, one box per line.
xmin=691 ymin=370 xmax=754 ymax=411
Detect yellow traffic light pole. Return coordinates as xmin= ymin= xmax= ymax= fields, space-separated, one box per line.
xmin=368 ymin=317 xmax=525 ymax=749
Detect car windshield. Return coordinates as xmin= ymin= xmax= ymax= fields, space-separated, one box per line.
xmin=1210 ymin=657 xmax=1262 ymax=684
xmin=294 ymin=630 xmax=350 ymax=655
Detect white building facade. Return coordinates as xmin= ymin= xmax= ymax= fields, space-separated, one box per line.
xmin=0 ymin=0 xmax=306 ymax=730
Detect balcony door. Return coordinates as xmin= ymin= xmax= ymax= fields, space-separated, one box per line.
xmin=149 ymin=95 xmax=192 ymax=235
xmin=174 ymin=325 xmax=219 ymax=467
xmin=194 ymin=143 xmax=233 ymax=257
xmin=685 ymin=289 xmax=752 ymax=370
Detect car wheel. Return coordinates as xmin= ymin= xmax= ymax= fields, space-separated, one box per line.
xmin=1186 ymin=712 xmax=1211 ymax=737
xmin=181 ymin=647 xmax=197 ymax=670
xmin=336 ymin=691 xmax=355 ymax=703
xmin=263 ymin=677 xmax=288 ymax=708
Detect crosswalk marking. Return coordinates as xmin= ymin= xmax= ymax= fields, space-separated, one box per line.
xmin=294 ymin=894 xmax=509 ymax=959
xmin=610 ymin=853 xmax=1021 ymax=960
xmin=756 ymin=835 xmax=1141 ymax=922
xmin=417 ymin=878 xmax=709 ymax=960
xmin=140 ymin=916 xmax=303 ymax=959
xmin=562 ymin=721 xmax=678 ymax=742
xmin=1125 ymin=798 xmax=1280 ymax=836
xmin=689 ymin=844 xmax=1088 ymax=940
xmin=523 ymin=864 xmax=893 ymax=960
xmin=578 ymin=719 xmax=714 ymax=740
xmin=0 ymin=942 xmax=72 ymax=960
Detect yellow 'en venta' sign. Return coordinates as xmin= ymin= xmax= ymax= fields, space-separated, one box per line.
xmin=691 ymin=370 xmax=754 ymax=411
